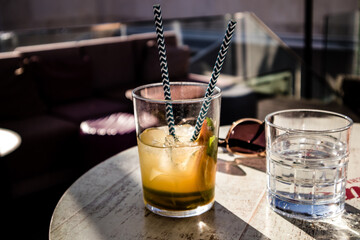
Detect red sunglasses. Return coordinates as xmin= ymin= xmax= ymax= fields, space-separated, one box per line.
xmin=218 ymin=118 xmax=265 ymax=157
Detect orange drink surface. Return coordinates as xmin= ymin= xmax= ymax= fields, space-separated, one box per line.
xmin=137 ymin=123 xmax=217 ymax=211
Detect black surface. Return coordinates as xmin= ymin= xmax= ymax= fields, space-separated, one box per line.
xmin=6 ymin=183 xmax=71 ymax=240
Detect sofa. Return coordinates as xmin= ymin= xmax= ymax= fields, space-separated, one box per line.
xmin=0 ymin=31 xmax=191 ymax=199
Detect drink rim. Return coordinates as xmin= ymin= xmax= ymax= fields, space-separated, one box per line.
xmin=132 ymin=81 xmax=222 ymax=104
xmin=264 ymin=109 xmax=354 ymax=133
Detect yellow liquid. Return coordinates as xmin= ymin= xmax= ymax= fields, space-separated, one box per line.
xmin=137 ymin=125 xmax=217 ymax=211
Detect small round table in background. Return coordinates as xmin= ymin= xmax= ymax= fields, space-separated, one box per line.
xmin=0 ymin=128 xmax=21 ymax=157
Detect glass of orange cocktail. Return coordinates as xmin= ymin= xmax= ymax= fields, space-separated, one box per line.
xmin=132 ymin=82 xmax=221 ymax=217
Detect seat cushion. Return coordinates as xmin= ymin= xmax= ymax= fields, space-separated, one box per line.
xmin=24 ymin=47 xmax=93 ymax=105
xmin=51 ymin=98 xmax=131 ymax=124
xmin=141 ymin=43 xmax=190 ymax=83
xmin=221 ymin=84 xmax=257 ymax=125
xmin=342 ymin=77 xmax=360 ymax=116
xmin=130 ymin=32 xmax=179 ymax=84
xmin=82 ymin=39 xmax=135 ymax=91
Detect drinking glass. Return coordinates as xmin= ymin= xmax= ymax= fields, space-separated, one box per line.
xmin=132 ymin=82 xmax=221 ymax=218
xmin=265 ymin=109 xmax=353 ymax=220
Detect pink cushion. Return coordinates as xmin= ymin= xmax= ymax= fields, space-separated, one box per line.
xmin=80 ymin=112 xmax=135 ymax=135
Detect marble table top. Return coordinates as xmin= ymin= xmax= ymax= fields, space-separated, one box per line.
xmin=49 ymin=124 xmax=360 ymax=239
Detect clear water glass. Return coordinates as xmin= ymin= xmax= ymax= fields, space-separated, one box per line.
xmin=265 ymin=109 xmax=353 ymax=220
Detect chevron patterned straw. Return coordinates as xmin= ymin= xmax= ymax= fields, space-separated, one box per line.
xmin=191 ymin=20 xmax=237 ymax=141
xmin=153 ymin=4 xmax=176 ymax=137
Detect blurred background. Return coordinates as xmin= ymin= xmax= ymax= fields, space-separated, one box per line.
xmin=1 ymin=0 xmax=360 ymax=239
xmin=2 ymin=0 xmax=360 ymax=103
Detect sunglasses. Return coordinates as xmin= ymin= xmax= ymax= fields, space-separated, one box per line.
xmin=218 ymin=118 xmax=266 ymax=157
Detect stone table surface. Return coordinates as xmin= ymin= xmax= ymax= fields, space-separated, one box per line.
xmin=49 ymin=125 xmax=360 ymax=240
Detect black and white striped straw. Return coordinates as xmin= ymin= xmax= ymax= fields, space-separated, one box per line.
xmin=191 ymin=20 xmax=237 ymax=141
xmin=153 ymin=4 xmax=176 ymax=137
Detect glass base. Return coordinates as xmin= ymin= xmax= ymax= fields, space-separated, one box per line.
xmin=267 ymin=192 xmax=344 ymax=220
xmin=145 ymin=200 xmax=214 ymax=218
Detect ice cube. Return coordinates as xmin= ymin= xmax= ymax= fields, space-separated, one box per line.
xmin=170 ymin=145 xmax=201 ymax=172
xmin=164 ymin=135 xmax=176 ymax=147
xmin=149 ymin=168 xmax=163 ymax=181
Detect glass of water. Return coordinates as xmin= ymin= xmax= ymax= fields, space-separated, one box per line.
xmin=265 ymin=109 xmax=353 ymax=220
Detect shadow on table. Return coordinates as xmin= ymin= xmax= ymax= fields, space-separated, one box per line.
xmin=217 ymin=156 xmax=266 ymax=176
xmin=281 ymin=204 xmax=360 ymax=239
xmin=217 ymin=159 xmax=246 ymax=176
xmin=143 ymin=201 xmax=270 ymax=240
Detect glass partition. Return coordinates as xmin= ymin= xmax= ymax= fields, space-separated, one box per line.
xmin=125 ymin=13 xmax=302 ymax=98
xmin=0 ymin=22 xmax=125 ymax=52
xmin=1 ymin=12 xmax=304 ymax=98
xmin=178 ymin=12 xmax=302 ymax=98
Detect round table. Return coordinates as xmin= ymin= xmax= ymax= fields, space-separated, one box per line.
xmin=0 ymin=128 xmax=21 ymax=157
xmin=49 ymin=125 xmax=360 ymax=239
